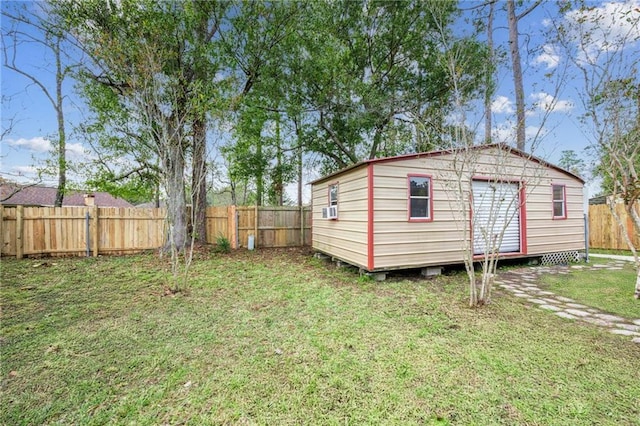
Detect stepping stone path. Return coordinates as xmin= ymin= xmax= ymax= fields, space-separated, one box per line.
xmin=495 ymin=261 xmax=640 ymax=344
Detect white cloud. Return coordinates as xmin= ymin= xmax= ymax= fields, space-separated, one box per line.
xmin=525 ymin=125 xmax=548 ymax=141
xmin=532 ymin=44 xmax=560 ymax=69
xmin=3 ymin=137 xmax=89 ymax=159
xmin=491 ymin=96 xmax=514 ymax=114
xmin=491 ymin=121 xmax=548 ymax=144
xmin=565 ymin=1 xmax=640 ymax=61
xmin=11 ymin=165 xmax=38 ymax=176
xmin=530 ymin=92 xmax=574 ymax=113
xmin=66 ymin=142 xmax=87 ymax=157
xmin=5 ymin=137 xmax=52 ymax=153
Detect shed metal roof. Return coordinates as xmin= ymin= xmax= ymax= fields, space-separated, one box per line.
xmin=310 ymin=144 xmax=585 ymax=185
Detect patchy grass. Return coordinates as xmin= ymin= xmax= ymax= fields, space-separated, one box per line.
xmin=589 ymin=248 xmax=635 ymax=257
xmin=540 ymin=262 xmax=639 ymax=319
xmin=1 ymin=249 xmax=639 ymax=425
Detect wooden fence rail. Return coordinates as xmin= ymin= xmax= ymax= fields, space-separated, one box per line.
xmin=589 ymin=202 xmax=640 ymax=250
xmin=0 ymin=205 xmax=311 ymax=258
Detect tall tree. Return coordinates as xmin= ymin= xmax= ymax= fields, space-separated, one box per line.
xmin=219 ymin=0 xmax=305 ymax=206
xmin=58 ymin=0 xmax=228 ymax=245
xmin=288 ymin=0 xmax=477 ymax=172
xmin=484 ymin=0 xmax=496 ymax=144
xmin=2 ymin=2 xmax=74 ymax=206
xmin=58 ymin=0 xmax=220 ymax=250
xmin=505 ymin=0 xmax=542 ymax=151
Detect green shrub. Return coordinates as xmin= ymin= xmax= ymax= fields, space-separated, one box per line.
xmin=215 ymin=235 xmax=231 ymax=253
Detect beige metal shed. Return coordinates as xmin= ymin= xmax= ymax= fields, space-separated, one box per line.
xmin=310 ymin=144 xmax=585 ymax=273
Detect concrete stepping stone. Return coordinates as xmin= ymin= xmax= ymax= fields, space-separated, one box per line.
xmin=537 ymin=291 xmax=555 ymax=296
xmin=512 ymin=293 xmax=530 ymax=298
xmin=528 ymin=298 xmax=549 ymax=305
xmin=570 ymin=265 xmax=586 ymax=269
xmin=539 ymin=304 xmax=562 ymax=312
xmin=555 ymin=296 xmax=575 ymax=303
xmin=582 ymin=317 xmax=611 ymax=327
xmin=555 ymin=312 xmax=578 ymax=320
xmin=615 ymin=323 xmax=640 ymax=332
xmin=565 ymin=303 xmax=588 ymax=309
xmin=610 ymin=329 xmax=640 ymax=336
xmin=565 ymin=308 xmax=591 ymax=317
xmin=633 ymin=337 xmax=640 ymax=344
xmin=520 ymin=275 xmax=537 ymax=280
xmin=593 ymin=313 xmax=625 ymax=322
xmin=632 ymin=319 xmax=640 ymax=326
xmin=592 ymin=264 xmax=610 ymax=268
xmin=542 ymin=298 xmax=560 ymax=304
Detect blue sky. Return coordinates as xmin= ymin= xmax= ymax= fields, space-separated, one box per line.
xmin=2 ymin=0 xmax=639 ymax=199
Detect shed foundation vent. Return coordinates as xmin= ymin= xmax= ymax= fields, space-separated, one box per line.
xmin=541 ymin=251 xmax=580 ymax=265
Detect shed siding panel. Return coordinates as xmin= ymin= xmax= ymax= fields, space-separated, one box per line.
xmin=371 ymin=148 xmax=584 ymax=269
xmin=312 ymin=166 xmax=369 ymax=268
xmin=312 ymin=147 xmax=584 ymax=271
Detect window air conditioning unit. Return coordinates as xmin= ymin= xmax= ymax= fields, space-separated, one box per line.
xmin=322 ymin=205 xmax=338 ymax=219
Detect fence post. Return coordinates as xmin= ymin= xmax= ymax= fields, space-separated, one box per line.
xmin=92 ymin=206 xmax=99 ymax=257
xmin=254 ymin=205 xmax=259 ymax=249
xmin=227 ymin=205 xmax=238 ymax=249
xmin=300 ymin=205 xmax=304 ymax=246
xmin=16 ymin=205 xmax=23 ymax=259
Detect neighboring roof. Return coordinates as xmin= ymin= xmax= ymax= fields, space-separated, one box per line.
xmin=310 ymin=144 xmax=586 ymax=185
xmin=0 ymin=184 xmax=133 ymax=207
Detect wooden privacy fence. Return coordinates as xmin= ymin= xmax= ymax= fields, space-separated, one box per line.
xmin=589 ymin=202 xmax=640 ymax=250
xmin=206 ymin=205 xmax=312 ymax=249
xmin=1 ymin=205 xmax=311 ymax=258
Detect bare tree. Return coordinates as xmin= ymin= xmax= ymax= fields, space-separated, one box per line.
xmin=2 ymin=3 xmax=73 ymax=206
xmin=429 ymin=5 xmax=563 ymax=307
xmin=554 ymin=0 xmax=640 ymax=298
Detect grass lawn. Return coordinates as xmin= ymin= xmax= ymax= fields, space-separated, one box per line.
xmin=1 ymin=249 xmax=639 ymax=425
xmin=589 ymin=248 xmax=635 ymax=257
xmin=540 ymin=262 xmax=639 ymax=319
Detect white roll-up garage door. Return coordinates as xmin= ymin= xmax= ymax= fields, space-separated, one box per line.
xmin=472 ymin=180 xmax=520 ymax=255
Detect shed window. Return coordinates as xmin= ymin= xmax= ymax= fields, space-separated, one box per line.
xmin=552 ymin=184 xmax=566 ymax=219
xmin=329 ymin=184 xmax=338 ymax=206
xmin=408 ymin=175 xmax=432 ymax=221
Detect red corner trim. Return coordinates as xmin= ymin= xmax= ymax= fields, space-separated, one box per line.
xmin=367 ymin=164 xmax=374 ymax=271
xmin=520 ymin=184 xmax=528 ymax=254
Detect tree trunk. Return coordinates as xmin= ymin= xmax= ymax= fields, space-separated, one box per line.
xmin=256 ymin=136 xmax=263 ymax=206
xmin=275 ymin=115 xmax=283 ymax=206
xmin=54 ymin=37 xmax=66 ymax=207
xmin=164 ymin=142 xmax=187 ymax=251
xmin=484 ymin=0 xmax=495 ymax=144
xmin=507 ymin=0 xmax=526 ymax=151
xmin=191 ymin=115 xmax=207 ymax=244
xmin=296 ymin=117 xmax=303 ymax=207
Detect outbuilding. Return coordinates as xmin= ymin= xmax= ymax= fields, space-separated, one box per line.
xmin=310 ymin=144 xmax=585 ymax=274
